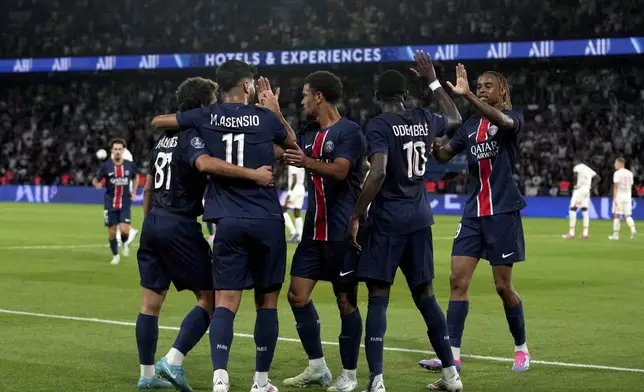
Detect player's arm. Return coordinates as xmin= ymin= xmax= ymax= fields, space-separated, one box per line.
xmin=130 ymin=173 xmax=140 ymax=201
xmin=290 ymin=173 xmax=297 ymax=190
xmin=410 ymin=50 xmax=461 ymax=136
xmin=143 ymin=174 xmax=153 ymax=216
xmin=352 ymin=153 xmax=387 ymax=221
xmin=151 ymin=114 xmax=180 ymax=131
xmin=92 ymin=165 xmax=105 ymax=189
xmin=573 ymin=171 xmax=579 ymax=189
xmin=256 ymin=77 xmax=299 ymax=152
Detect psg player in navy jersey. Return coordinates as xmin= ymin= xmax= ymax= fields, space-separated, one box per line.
xmin=92 ymin=139 xmax=139 ymax=265
xmin=136 ymin=77 xmax=274 ymax=392
xmin=277 ymin=71 xmax=366 ymax=392
xmin=152 ymin=60 xmax=298 ymax=392
xmin=419 ymin=64 xmax=530 ymax=373
xmin=349 ymin=51 xmax=463 ymax=392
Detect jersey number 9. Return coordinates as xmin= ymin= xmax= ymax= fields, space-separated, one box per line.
xmin=403 ymin=141 xmax=427 ymax=178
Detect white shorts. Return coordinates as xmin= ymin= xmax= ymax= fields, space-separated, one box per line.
xmin=570 ymin=189 xmax=590 ymax=209
xmin=612 ymin=197 xmax=633 ymax=216
xmin=285 ymin=186 xmax=305 ymax=210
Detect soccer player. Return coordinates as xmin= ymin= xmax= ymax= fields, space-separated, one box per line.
xmin=137 ymin=76 xmax=275 ymax=392
xmin=348 ymin=51 xmax=463 ymax=392
xmin=277 ymin=71 xmax=366 ymax=392
xmin=609 ymin=157 xmax=637 ymax=240
xmin=419 ymin=64 xmax=531 ymax=373
xmin=151 ymin=60 xmax=298 ymax=392
xmin=283 ymin=164 xmax=306 ymax=242
xmin=114 ymin=146 xmax=140 ymax=247
xmin=562 ymin=160 xmax=598 ymax=239
xmin=92 ymin=139 xmax=139 ymax=265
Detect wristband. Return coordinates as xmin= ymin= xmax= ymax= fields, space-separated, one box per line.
xmin=429 ymin=80 xmax=442 ymax=91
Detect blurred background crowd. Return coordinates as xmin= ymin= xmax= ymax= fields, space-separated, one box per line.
xmin=1 ymin=0 xmax=643 ymax=197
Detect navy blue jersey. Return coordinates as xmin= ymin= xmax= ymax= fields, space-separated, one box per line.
xmin=178 ymin=103 xmax=287 ymax=221
xmin=148 ymin=129 xmax=208 ymax=218
xmin=96 ymin=159 xmax=137 ymax=211
xmin=449 ymin=110 xmax=526 ymax=218
xmin=298 ymin=118 xmax=366 ymax=242
xmin=365 ymin=107 xmax=446 ymax=234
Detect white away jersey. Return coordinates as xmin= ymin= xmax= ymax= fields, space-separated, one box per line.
xmin=613 ymin=168 xmax=634 ymax=197
xmin=573 ymin=163 xmax=597 ymax=191
xmin=287 ymin=165 xmax=305 ymax=189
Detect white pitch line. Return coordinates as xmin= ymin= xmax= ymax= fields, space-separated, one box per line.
xmin=0 ymin=308 xmax=642 ymax=373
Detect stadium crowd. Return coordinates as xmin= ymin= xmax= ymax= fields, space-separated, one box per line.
xmin=2 ymin=0 xmax=643 ymax=57
xmin=1 ymin=59 xmax=643 ymax=197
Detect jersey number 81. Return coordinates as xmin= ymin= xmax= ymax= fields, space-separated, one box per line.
xmin=403 ymin=141 xmax=427 ymax=178
xmin=154 ymin=152 xmax=173 ymax=190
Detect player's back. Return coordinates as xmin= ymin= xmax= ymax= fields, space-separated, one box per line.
xmin=573 ymin=163 xmax=596 ymax=190
xmin=615 ymin=168 xmax=634 ymax=196
xmin=177 ymin=103 xmax=284 ymax=221
xmin=365 ymin=107 xmax=441 ymax=234
xmin=150 ymin=130 xmax=207 ymax=218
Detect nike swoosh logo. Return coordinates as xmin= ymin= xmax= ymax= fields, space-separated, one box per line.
xmin=339 ymin=270 xmax=354 ymax=277
xmin=305 ymin=144 xmax=313 ymax=149
xmin=468 ymin=132 xmax=477 ymax=138
xmin=502 ymin=252 xmax=515 ymax=258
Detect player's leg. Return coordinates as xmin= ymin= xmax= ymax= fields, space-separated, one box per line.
xmin=398 ymin=227 xmax=461 ymax=391
xmin=248 ymin=219 xmax=286 ymax=392
xmin=293 ymin=208 xmax=304 ymax=242
xmin=155 ymin=218 xmax=214 ymax=392
xmin=283 ymin=198 xmax=297 ymax=240
xmin=363 ymin=280 xmax=390 ymax=392
xmin=610 ymin=200 xmax=622 ymax=240
xmin=118 ymin=222 xmax=131 ymax=257
xmin=209 ymin=218 xmax=249 ymax=392
xmin=624 ymin=201 xmax=636 ymax=239
xmin=486 ymin=212 xmax=530 ymax=372
xmin=419 ymin=220 xmax=481 ymax=372
xmin=107 ymin=213 xmax=120 ymax=264
xmin=580 ymin=207 xmax=590 ymax=238
xmin=563 ymin=205 xmax=578 ymax=239
xmin=135 ymin=221 xmax=173 ymax=390
xmin=283 ymin=240 xmax=332 ymax=387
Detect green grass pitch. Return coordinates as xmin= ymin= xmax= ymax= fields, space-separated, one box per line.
xmin=0 ymin=203 xmax=642 ymax=392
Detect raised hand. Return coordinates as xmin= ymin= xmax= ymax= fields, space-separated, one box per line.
xmin=257 ymin=76 xmax=281 ymax=114
xmin=409 ymin=49 xmax=437 ymax=82
xmin=446 ymin=63 xmax=470 ymax=96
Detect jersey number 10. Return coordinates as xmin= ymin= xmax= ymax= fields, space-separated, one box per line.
xmin=154 ymin=152 xmax=172 ymax=190
xmin=403 ymin=141 xmax=427 ymax=178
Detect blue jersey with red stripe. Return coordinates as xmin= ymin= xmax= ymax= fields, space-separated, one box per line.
xmin=298 ymin=118 xmax=366 ymax=242
xmin=96 ymin=159 xmax=137 ymax=211
xmin=178 ymin=103 xmax=287 ymax=221
xmin=449 ymin=110 xmax=526 ymax=218
xmin=365 ymin=108 xmax=445 ymax=234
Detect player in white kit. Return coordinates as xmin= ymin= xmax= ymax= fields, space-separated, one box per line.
xmin=113 ymin=147 xmax=140 ymax=246
xmin=283 ymin=164 xmax=306 ymax=242
xmin=609 ymin=158 xmax=637 ymax=240
xmin=562 ymin=162 xmax=597 ymax=239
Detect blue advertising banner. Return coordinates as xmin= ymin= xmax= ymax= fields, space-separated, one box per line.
xmin=1 ymin=185 xmax=641 ymax=220
xmin=1 ymin=37 xmax=642 ymax=74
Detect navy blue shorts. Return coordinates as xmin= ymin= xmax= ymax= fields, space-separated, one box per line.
xmin=104 ymin=208 xmax=131 ymax=227
xmin=357 ymin=226 xmax=434 ymax=288
xmin=212 ymin=217 xmax=286 ymax=291
xmin=137 ymin=209 xmax=212 ymax=292
xmin=451 ymin=211 xmax=525 ymax=265
xmin=290 ymin=237 xmax=360 ymax=283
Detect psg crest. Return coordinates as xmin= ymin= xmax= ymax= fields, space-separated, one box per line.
xmin=324 ymin=140 xmax=335 ymax=153
xmin=488 ymin=125 xmax=498 ymax=136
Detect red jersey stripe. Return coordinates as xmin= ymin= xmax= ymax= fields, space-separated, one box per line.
xmin=113 ymin=165 xmax=123 ymax=210
xmin=311 ymin=130 xmax=329 ymax=241
xmin=475 ymin=119 xmax=493 ymax=216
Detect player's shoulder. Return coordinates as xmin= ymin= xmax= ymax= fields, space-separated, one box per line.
xmin=504 ymin=108 xmax=523 ymax=117
xmin=299 ymin=120 xmax=320 ymax=135
xmin=338 ymin=117 xmax=361 ymax=131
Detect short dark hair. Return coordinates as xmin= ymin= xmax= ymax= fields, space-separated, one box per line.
xmin=110 ymin=138 xmax=127 ymax=149
xmin=616 ymin=157 xmax=626 ymax=164
xmin=376 ymin=70 xmax=407 ymax=100
xmin=216 ymin=60 xmax=254 ymax=93
xmin=175 ymin=77 xmax=218 ymax=111
xmin=304 ymin=71 xmax=343 ymax=104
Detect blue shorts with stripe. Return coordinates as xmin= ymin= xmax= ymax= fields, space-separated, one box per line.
xmin=451 ymin=210 xmax=525 ymax=265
